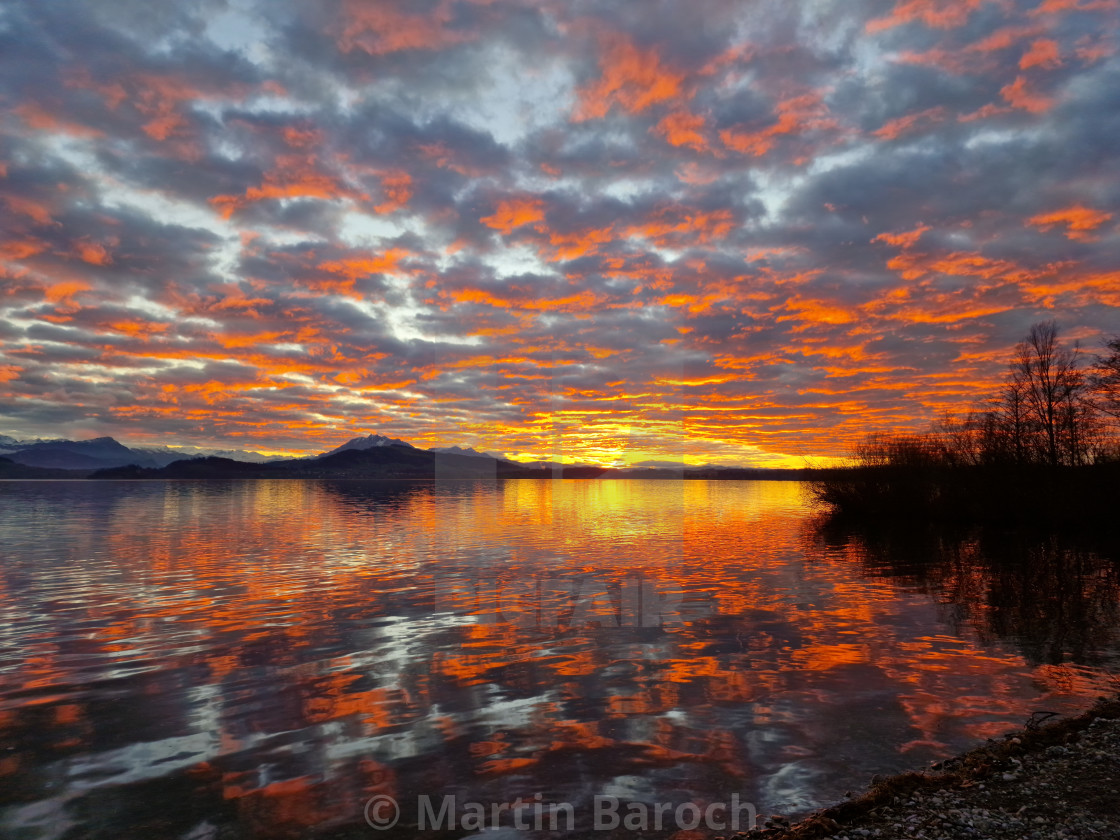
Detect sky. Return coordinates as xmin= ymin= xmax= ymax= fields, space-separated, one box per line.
xmin=1 ymin=0 xmax=1118 ymax=467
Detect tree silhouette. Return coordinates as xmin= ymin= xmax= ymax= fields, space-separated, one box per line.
xmin=1013 ymin=321 xmax=1087 ymax=467
xmin=1091 ymin=336 xmax=1120 ymax=422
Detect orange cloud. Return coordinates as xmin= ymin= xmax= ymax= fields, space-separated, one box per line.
xmin=374 ymin=170 xmax=412 ymax=214
xmin=652 ymin=110 xmax=709 ymax=152
xmin=131 ymin=74 xmax=211 ymax=141
xmin=776 ymin=297 xmax=858 ymax=327
xmin=336 ymin=0 xmax=472 ymax=55
xmin=883 ymin=249 xmax=1023 ymax=282
xmin=1000 ymin=75 xmax=1054 ymax=112
xmin=210 ymin=155 xmax=367 ymax=218
xmin=317 ymin=250 xmax=410 ymax=291
xmin=894 ymin=25 xmax=1045 ymax=75
xmin=1030 ymin=0 xmax=1118 ymax=14
xmin=1074 ymin=36 xmax=1116 ymax=63
xmin=63 ymin=69 xmax=255 ymax=146
xmin=720 ymin=92 xmax=834 ymax=157
xmin=674 ymin=162 xmax=720 ymax=185
xmin=958 ymin=103 xmax=1011 ymax=122
xmin=873 ymin=107 xmax=946 ymax=140
xmin=481 ymin=198 xmax=546 ymax=235
xmin=75 ymin=241 xmax=113 ymax=265
xmin=873 ymin=225 xmax=930 ymax=248
xmin=283 ymin=125 xmax=322 ymax=149
xmin=43 ymin=281 xmax=91 ymax=304
xmin=652 ymin=292 xmax=728 ymax=315
xmin=416 ymin=142 xmax=483 ymax=176
xmin=450 ymin=286 xmax=604 ymax=315
xmin=625 ymin=207 xmax=736 ymax=247
xmin=4 ymin=195 xmax=54 ymax=226
xmin=0 ymin=238 xmax=47 ymax=260
xmin=0 ymin=364 xmax=21 ymax=383
xmin=545 ymin=226 xmax=616 ymax=261
xmin=108 ymin=320 xmax=170 ymax=338
xmin=1020 ymin=39 xmax=1062 ymax=69
xmin=1027 ymin=205 xmax=1113 ymax=240
xmin=63 ymin=67 xmax=129 ymax=109
xmin=14 ymin=103 xmax=103 ymax=138
xmin=967 ymin=25 xmax=1045 ymax=53
xmin=573 ymin=34 xmax=685 ymax=121
xmin=867 ymin=0 xmax=989 ymax=33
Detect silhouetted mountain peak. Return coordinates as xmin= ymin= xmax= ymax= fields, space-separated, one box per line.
xmin=321 ymin=434 xmax=415 ymax=457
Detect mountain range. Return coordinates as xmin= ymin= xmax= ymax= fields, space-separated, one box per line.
xmin=0 ymin=432 xmax=809 ymax=481
xmin=0 ymin=435 xmax=271 ymax=470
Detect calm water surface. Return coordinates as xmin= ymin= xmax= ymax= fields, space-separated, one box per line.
xmin=1 ymin=479 xmax=1118 ymax=839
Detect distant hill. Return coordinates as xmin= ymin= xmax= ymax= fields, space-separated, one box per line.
xmin=94 ymin=457 xmax=288 ymax=479
xmin=432 ymin=445 xmax=494 ymax=458
xmin=0 ymin=456 xmax=90 ymax=479
xmin=131 ymin=445 xmax=272 ymax=466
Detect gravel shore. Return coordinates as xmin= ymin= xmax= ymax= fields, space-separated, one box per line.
xmin=735 ymin=697 xmax=1120 ymax=840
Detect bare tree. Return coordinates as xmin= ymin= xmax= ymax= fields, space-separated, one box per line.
xmin=1091 ymin=336 xmax=1120 ymax=421
xmin=995 ymin=369 xmax=1034 ymax=465
xmin=1013 ymin=321 xmax=1088 ymax=466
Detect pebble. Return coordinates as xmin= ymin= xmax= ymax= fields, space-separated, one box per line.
xmin=731 ymin=714 xmax=1120 ymax=840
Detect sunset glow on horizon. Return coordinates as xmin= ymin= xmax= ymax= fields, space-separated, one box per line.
xmin=2 ymin=0 xmax=1119 ymax=467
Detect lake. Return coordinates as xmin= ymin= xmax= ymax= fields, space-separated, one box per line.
xmin=1 ymin=479 xmax=1118 ymax=839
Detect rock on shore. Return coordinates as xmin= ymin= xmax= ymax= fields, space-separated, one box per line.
xmin=737 ymin=698 xmax=1120 ymax=840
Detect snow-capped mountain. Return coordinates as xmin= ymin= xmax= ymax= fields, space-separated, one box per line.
xmin=3 ymin=437 xmax=161 ymax=470
xmin=0 ymin=436 xmax=275 ymax=470
xmin=320 ymin=434 xmax=415 ymax=457
xmin=0 ymin=434 xmax=63 ymax=451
